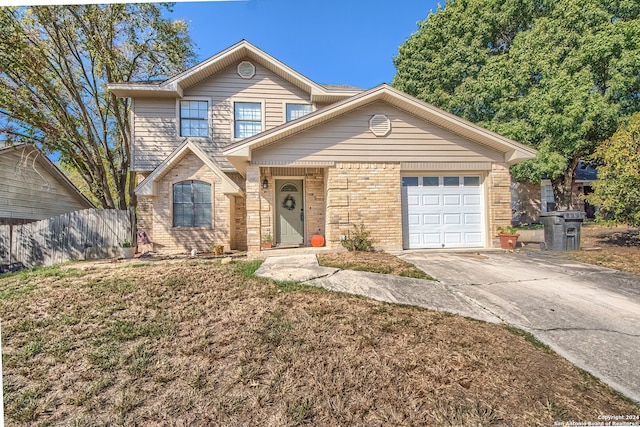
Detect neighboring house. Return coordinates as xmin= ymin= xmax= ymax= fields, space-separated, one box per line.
xmin=0 ymin=144 xmax=93 ymax=225
xmin=513 ymin=161 xmax=598 ymax=224
xmin=108 ymin=40 xmax=536 ymax=253
xmin=573 ymin=161 xmax=598 ymax=219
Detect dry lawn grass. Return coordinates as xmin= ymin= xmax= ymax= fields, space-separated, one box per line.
xmin=318 ymin=251 xmax=433 ymax=279
xmin=567 ymin=223 xmax=640 ymax=274
xmin=0 ymin=259 xmax=637 ymax=426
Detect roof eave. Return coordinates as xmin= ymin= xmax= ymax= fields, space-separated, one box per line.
xmin=107 ymin=83 xmax=182 ymax=99
xmin=136 ymin=140 xmax=243 ymax=197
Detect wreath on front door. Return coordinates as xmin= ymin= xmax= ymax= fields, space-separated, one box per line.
xmin=282 ymin=194 xmax=296 ymax=211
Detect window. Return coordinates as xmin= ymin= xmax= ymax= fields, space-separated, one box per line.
xmin=286 ymin=104 xmax=312 ymax=122
xmin=423 ymin=177 xmax=439 ymax=186
xmin=173 ymin=181 xmax=211 ymax=227
xmin=281 ymin=183 xmax=299 ymax=192
xmin=234 ymin=102 xmax=262 ymax=138
xmin=464 ymin=176 xmax=480 ymax=186
xmin=443 ymin=176 xmax=460 ymax=187
xmin=402 ymin=177 xmax=419 ymax=187
xmin=180 ymin=100 xmax=208 ymax=137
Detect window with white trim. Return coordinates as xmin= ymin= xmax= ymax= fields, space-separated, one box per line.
xmin=179 ymin=100 xmax=208 ymax=137
xmin=234 ymin=102 xmax=262 ymax=138
xmin=173 ymin=180 xmax=211 ymax=227
xmin=286 ymin=104 xmax=312 ymax=122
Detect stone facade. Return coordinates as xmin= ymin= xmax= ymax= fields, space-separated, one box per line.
xmin=137 ymin=160 xmax=516 ymax=253
xmin=141 ymin=152 xmax=234 ymax=253
xmin=245 ymin=165 xmax=261 ymax=252
xmin=487 ymin=163 xmax=513 ymax=247
xmin=326 ymin=162 xmax=403 ymax=251
xmin=303 ymin=169 xmax=325 ymax=246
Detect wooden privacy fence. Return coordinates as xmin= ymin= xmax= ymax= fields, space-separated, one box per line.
xmin=0 ymin=209 xmax=134 ymax=269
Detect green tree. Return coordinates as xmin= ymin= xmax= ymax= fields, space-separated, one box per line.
xmin=393 ymin=0 xmax=640 ymax=208
xmin=0 ymin=4 xmax=196 ymax=208
xmin=586 ymin=113 xmax=640 ymax=227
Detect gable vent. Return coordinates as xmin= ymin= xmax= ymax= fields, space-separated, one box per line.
xmin=237 ymin=61 xmax=256 ymax=79
xmin=369 ymin=114 xmax=391 ymax=137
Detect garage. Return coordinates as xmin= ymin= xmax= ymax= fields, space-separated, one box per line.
xmin=402 ymin=175 xmax=484 ymax=249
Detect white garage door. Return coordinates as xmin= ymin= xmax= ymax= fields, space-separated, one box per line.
xmin=402 ymin=175 xmax=483 ymax=249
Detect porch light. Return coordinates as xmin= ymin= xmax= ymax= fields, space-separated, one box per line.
xmin=262 ymin=177 xmax=269 ymax=189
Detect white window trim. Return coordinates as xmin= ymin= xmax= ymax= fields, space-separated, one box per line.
xmin=231 ymin=98 xmax=265 ymax=141
xmin=169 ymin=177 xmax=215 ymax=230
xmin=176 ymin=96 xmax=211 ymax=139
xmin=282 ymin=101 xmax=314 ymax=123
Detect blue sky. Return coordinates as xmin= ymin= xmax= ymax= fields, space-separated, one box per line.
xmin=171 ymin=0 xmax=439 ymax=89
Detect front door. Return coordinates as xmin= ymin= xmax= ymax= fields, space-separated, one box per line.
xmin=276 ymin=180 xmax=304 ymax=245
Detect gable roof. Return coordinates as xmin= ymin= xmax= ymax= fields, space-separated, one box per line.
xmin=108 ymin=40 xmax=363 ymax=103
xmin=0 ymin=144 xmax=94 ymax=208
xmin=223 ymin=84 xmax=537 ymax=173
xmin=135 ymin=139 xmax=243 ymax=197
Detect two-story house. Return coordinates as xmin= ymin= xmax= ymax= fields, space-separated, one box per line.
xmin=108 ymin=40 xmax=536 ymax=253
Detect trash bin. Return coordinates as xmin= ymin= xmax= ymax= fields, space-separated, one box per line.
xmin=539 ymin=211 xmax=586 ymax=251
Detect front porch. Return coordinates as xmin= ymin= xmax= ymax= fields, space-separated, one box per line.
xmin=245 ymin=166 xmax=327 ymax=252
xmin=244 ymin=162 xmax=405 ymax=253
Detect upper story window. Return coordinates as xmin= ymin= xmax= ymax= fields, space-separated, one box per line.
xmin=234 ymin=102 xmax=262 ymax=138
xmin=180 ymin=100 xmax=208 ymax=137
xmin=286 ymin=103 xmax=312 ymax=122
xmin=173 ymin=180 xmax=211 ymax=227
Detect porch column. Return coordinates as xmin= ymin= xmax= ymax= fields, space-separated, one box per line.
xmin=246 ymin=165 xmax=261 ymax=252
xmin=488 ymin=162 xmax=512 ymax=247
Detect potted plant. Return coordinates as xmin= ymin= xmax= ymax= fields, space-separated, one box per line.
xmin=261 ymin=234 xmax=273 ymax=249
xmin=213 ymin=244 xmax=224 ymax=256
xmin=497 ymin=226 xmax=520 ymax=250
xmin=120 ymin=240 xmax=135 ymax=259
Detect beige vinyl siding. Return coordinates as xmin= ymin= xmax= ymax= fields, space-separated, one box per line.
xmin=132 ymin=62 xmax=312 ymax=171
xmin=133 ymin=98 xmax=179 ymax=171
xmin=185 ymin=62 xmax=311 ymax=134
xmin=252 ymin=101 xmax=504 ymax=164
xmin=0 ymin=150 xmax=88 ymax=222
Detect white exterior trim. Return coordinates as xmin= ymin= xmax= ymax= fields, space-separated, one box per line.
xmin=231 ymin=98 xmax=266 ymax=142
xmin=175 ymin=96 xmax=212 ymax=139
xmin=135 ymin=139 xmax=243 ymax=197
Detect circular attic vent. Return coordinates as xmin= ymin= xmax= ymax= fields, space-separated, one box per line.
xmin=237 ymin=61 xmax=256 ymax=79
xmin=369 ymin=114 xmax=391 ymax=137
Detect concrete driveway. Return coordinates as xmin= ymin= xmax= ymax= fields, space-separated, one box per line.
xmin=400 ymin=250 xmax=640 ymax=403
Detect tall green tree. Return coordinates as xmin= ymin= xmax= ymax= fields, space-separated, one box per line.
xmin=393 ymin=0 xmax=640 ymax=208
xmin=0 ymin=4 xmax=196 ymax=209
xmin=586 ymin=113 xmax=640 ymax=227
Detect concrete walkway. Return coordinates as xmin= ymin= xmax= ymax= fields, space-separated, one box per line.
xmin=256 ymin=254 xmax=500 ymax=323
xmin=255 ymin=252 xmax=640 ymax=402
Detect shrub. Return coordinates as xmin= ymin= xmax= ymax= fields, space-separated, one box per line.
xmin=341 ymin=223 xmax=375 ymax=252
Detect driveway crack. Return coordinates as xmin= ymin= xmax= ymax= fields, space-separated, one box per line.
xmin=531 ymin=327 xmax=640 ymax=338
xmin=302 ymin=268 xmax=340 ymax=283
xmin=446 ymin=277 xmax=553 ymax=287
xmin=443 ymin=283 xmax=507 ymax=323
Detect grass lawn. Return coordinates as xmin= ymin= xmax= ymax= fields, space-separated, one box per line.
xmin=566 ymin=223 xmax=640 ymax=274
xmin=0 ymin=259 xmax=637 ymax=426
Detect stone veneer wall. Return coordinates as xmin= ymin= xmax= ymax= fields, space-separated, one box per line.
xmin=488 ymin=162 xmax=513 ymax=247
xmin=146 ymin=152 xmax=233 ymax=253
xmin=326 ymin=162 xmax=403 ymax=251
xmin=245 ymin=165 xmax=261 ymax=252
xmin=303 ymin=169 xmax=325 ymax=246
xmin=136 ymin=172 xmax=153 ymax=241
